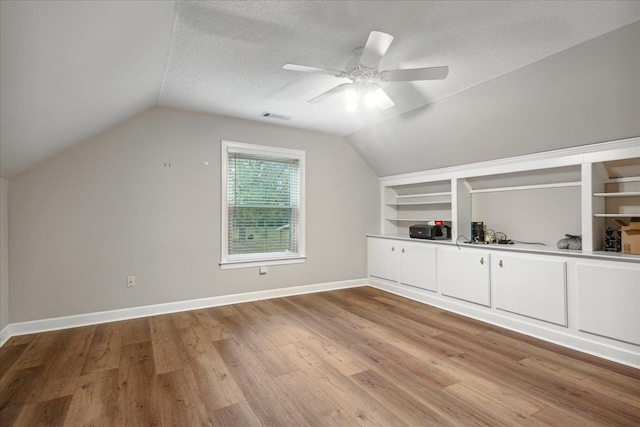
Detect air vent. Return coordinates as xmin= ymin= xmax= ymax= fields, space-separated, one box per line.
xmin=260 ymin=112 xmax=292 ymax=121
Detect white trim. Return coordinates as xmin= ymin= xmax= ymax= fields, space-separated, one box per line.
xmin=367 ymin=278 xmax=640 ymax=369
xmin=220 ymin=256 xmax=306 ymax=269
xmin=469 ymin=181 xmax=581 ymax=194
xmin=224 ymin=140 xmax=305 ymax=159
xmin=0 ymin=324 xmax=12 ymax=347
xmin=380 ymin=137 xmax=640 ymax=185
xmin=0 ymin=279 xmax=365 ymax=346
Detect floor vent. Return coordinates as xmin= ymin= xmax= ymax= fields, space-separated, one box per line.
xmin=260 ymin=112 xmax=292 ymax=121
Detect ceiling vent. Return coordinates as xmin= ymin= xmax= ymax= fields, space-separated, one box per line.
xmin=260 ymin=112 xmax=292 ymax=121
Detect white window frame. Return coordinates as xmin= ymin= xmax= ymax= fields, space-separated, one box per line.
xmin=220 ymin=140 xmax=306 ymax=269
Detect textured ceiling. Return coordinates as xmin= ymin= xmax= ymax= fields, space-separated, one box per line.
xmin=1 ymin=1 xmax=639 ymax=177
xmin=160 ymin=1 xmax=640 ymax=135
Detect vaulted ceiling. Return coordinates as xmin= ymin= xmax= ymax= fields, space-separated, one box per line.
xmin=1 ymin=1 xmax=639 ymax=177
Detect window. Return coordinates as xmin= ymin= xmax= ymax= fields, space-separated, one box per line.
xmin=221 ymin=141 xmax=305 ymax=269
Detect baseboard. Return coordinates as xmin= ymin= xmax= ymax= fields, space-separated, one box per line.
xmin=0 ymin=324 xmax=12 ymax=347
xmin=368 ymin=279 xmax=640 ymax=370
xmin=0 ymin=278 xmax=367 ymax=346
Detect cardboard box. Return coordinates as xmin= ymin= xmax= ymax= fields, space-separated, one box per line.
xmin=619 ymin=221 xmax=640 ymax=255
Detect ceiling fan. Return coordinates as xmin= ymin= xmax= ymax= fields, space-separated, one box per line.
xmin=283 ymin=31 xmax=449 ymax=111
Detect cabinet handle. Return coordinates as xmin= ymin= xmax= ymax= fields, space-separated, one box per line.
xmin=499 ymin=260 xmax=503 ymax=268
xmin=402 ymin=248 xmax=405 ymax=253
xmin=391 ymin=246 xmax=395 ymax=252
xmin=480 ymin=257 xmax=484 ymax=265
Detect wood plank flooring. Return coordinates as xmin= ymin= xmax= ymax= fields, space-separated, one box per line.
xmin=1 ymin=286 xmax=639 ymax=426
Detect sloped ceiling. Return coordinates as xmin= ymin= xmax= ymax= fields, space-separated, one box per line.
xmin=1 ymin=1 xmax=639 ymax=177
xmin=0 ymin=0 xmax=176 ymax=177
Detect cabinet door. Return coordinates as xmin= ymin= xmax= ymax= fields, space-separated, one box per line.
xmin=493 ymin=254 xmax=567 ymax=326
xmin=367 ymin=238 xmax=399 ymax=282
xmin=399 ymin=242 xmax=437 ymax=292
xmin=437 ymin=247 xmax=491 ymax=306
xmin=577 ymin=263 xmax=640 ymax=345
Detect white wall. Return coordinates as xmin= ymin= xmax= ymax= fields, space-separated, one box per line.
xmin=347 ymin=21 xmax=640 ymax=177
xmin=471 ymin=187 xmax=582 ymax=247
xmin=0 ymin=177 xmax=8 ymax=330
xmin=8 ymin=107 xmax=380 ymax=323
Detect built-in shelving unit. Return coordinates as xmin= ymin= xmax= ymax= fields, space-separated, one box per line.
xmin=588 ymin=158 xmax=640 ymax=250
xmin=378 ymin=137 xmax=640 ymax=259
xmin=383 ymin=180 xmax=452 ymax=236
xmin=370 ymin=138 xmax=640 ymax=372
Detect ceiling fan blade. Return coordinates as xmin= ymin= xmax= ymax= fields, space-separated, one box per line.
xmin=371 ymin=85 xmax=395 ymax=110
xmin=283 ymin=63 xmax=342 ymax=77
xmin=358 ymin=31 xmax=394 ymax=69
xmin=378 ymin=66 xmax=449 ymax=82
xmin=308 ymin=83 xmax=352 ymax=104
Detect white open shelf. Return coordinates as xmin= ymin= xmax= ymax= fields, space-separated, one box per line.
xmin=593 ymin=160 xmax=640 ymax=231
xmin=593 ymin=214 xmax=640 ymax=218
xmin=387 ymin=201 xmax=451 ymax=206
xmin=470 ymin=181 xmax=581 ymax=194
xmin=383 ymin=179 xmax=453 ymax=237
xmin=593 ymin=192 xmax=640 ymax=197
xmin=605 ymin=176 xmax=640 ymax=184
xmin=396 ymin=192 xmax=452 ymax=199
xmin=385 ymin=218 xmax=452 ymax=222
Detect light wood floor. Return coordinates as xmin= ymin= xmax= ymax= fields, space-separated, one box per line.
xmin=1 ymin=287 xmax=639 ymax=426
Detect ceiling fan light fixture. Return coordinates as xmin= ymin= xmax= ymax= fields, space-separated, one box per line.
xmin=346 ymin=101 xmax=358 ymax=112
xmin=345 ymin=86 xmax=360 ymax=103
xmin=363 ymin=85 xmax=379 ymax=109
xmin=373 ymin=87 xmax=395 ymax=110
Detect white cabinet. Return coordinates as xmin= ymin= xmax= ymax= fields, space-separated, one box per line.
xmin=367 ymin=238 xmax=437 ymax=292
xmin=576 ymin=262 xmax=640 ymax=345
xmin=493 ymin=254 xmax=567 ymax=326
xmin=399 ymin=242 xmax=437 ymax=291
xmin=367 ymin=237 xmax=398 ymax=282
xmin=368 ymin=236 xmax=640 ymax=366
xmin=437 ymin=247 xmax=491 ymax=306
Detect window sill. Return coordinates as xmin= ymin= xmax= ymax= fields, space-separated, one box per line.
xmin=219 ymin=256 xmax=306 ymax=270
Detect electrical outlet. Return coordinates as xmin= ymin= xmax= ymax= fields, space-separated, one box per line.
xmin=127 ymin=276 xmax=135 ymax=287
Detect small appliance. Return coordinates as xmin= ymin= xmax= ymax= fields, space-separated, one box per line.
xmin=410 ymin=224 xmax=450 ymax=240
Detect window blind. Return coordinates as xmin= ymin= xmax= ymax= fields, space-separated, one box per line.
xmin=227 ymin=152 xmax=300 ymax=259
